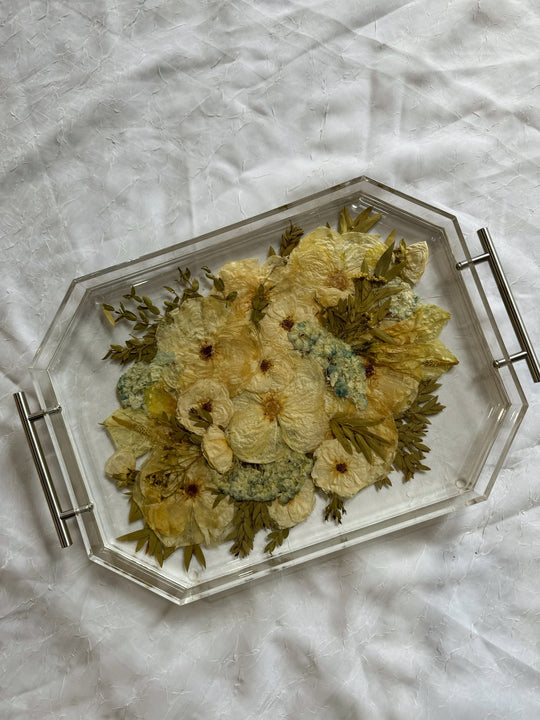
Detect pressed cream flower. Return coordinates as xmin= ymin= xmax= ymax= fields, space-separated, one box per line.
xmin=312 ymin=422 xmax=396 ymax=499
xmin=105 ymin=449 xmax=136 ymax=484
xmin=156 ymin=296 xmax=260 ymax=394
xmin=176 ymin=379 xmax=234 ymax=436
xmin=257 ymin=289 xmax=319 ymax=353
xmin=227 ymin=356 xmax=328 ymax=463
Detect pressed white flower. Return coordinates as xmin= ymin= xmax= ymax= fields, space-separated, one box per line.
xmin=135 ymin=458 xmax=235 ymax=548
xmin=176 ymin=379 xmax=234 ymax=436
xmin=202 ymin=425 xmax=233 ymax=474
xmin=245 ymin=347 xmax=296 ymax=394
xmin=227 ymin=356 xmax=328 ymax=463
xmin=267 ymin=478 xmax=316 ymax=529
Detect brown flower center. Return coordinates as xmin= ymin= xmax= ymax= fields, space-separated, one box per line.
xmin=335 ymin=462 xmax=348 ymax=474
xmin=199 ymin=343 xmax=214 ymax=360
xmin=364 ymin=363 xmax=375 ymax=379
xmin=185 ymin=482 xmax=201 ymax=498
xmin=280 ymin=315 xmax=294 ymax=331
xmin=261 ymin=393 xmax=283 ymax=421
xmin=201 ymin=400 xmax=213 ymax=413
xmin=260 ymin=358 xmax=273 ymax=373
xmin=327 ymin=269 xmax=349 ymax=291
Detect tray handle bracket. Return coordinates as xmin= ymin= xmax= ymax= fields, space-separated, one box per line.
xmin=456 ymin=228 xmax=540 ymax=383
xmin=13 ymin=391 xmax=93 ymax=548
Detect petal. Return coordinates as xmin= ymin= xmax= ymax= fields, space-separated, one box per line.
xmin=278 ymin=358 xmax=328 ymax=453
xmin=267 ymin=479 xmax=316 ymax=529
xmin=402 ymin=241 xmax=429 ymax=285
xmin=105 ymin=449 xmax=136 ymax=478
xmin=103 ymin=407 xmax=154 ymax=457
xmin=193 ymin=490 xmax=235 ymax=546
xmin=385 ymin=304 xmax=452 ymax=345
xmin=202 ymin=425 xmax=234 ymax=473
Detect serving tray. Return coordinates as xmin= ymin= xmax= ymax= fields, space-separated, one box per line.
xmin=14 ymin=177 xmax=538 ymax=606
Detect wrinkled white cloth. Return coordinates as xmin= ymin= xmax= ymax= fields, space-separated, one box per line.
xmin=1 ymin=1 xmax=539 ymax=718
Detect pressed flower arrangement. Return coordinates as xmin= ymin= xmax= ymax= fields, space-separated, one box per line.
xmin=101 ymin=206 xmax=458 ymax=570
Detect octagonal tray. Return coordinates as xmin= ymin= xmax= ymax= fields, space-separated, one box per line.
xmin=15 ymin=177 xmax=536 ymax=606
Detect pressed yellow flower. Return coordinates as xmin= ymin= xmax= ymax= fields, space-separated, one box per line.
xmin=217 ymin=255 xmax=286 ymax=318
xmin=400 ymin=241 xmax=429 ymax=286
xmin=267 ymin=478 xmax=316 ymax=529
xmin=134 ymin=458 xmax=234 ymax=548
xmin=176 ymin=379 xmax=234 ymax=436
xmin=286 ymin=226 xmax=388 ymax=307
xmin=312 ymin=416 xmax=398 ymax=498
xmin=136 ymin=445 xmax=201 ymax=505
xmin=363 ymin=363 xmax=419 ymax=416
xmin=227 ymin=356 xmax=328 ymax=463
xmin=156 ymin=296 xmax=260 ymax=394
xmin=370 ymin=304 xmax=458 ymax=381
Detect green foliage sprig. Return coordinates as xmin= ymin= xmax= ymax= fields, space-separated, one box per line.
xmin=318 ymin=254 xmax=405 ymax=351
xmin=323 ymin=493 xmax=346 ymax=524
xmin=338 ymin=206 xmax=382 ymax=234
xmin=264 ymin=528 xmax=289 ymax=554
xmin=330 ymin=414 xmax=391 ymax=463
xmin=279 ymin=222 xmax=304 ymax=257
xmin=393 ymin=379 xmax=445 ymax=482
xmin=250 ymin=283 xmax=274 ymax=328
xmin=228 ymin=500 xmax=272 ymax=557
xmin=117 ymin=522 xmax=177 ymax=567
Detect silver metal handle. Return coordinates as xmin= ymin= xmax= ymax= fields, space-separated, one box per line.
xmin=13 ymin=391 xmax=93 ymax=548
xmin=456 ymin=228 xmax=540 ymax=383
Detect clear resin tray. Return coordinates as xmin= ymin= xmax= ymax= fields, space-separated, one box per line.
xmin=15 ymin=176 xmax=536 ymax=606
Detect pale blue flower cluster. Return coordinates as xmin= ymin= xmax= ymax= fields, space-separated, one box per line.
xmin=288 ymin=321 xmax=367 ymax=409
xmin=218 ymin=448 xmax=314 ymax=504
xmin=117 ymin=351 xmax=174 ymax=410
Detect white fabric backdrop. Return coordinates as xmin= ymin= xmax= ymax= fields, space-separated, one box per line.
xmin=2 ymin=1 xmax=539 ymax=718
